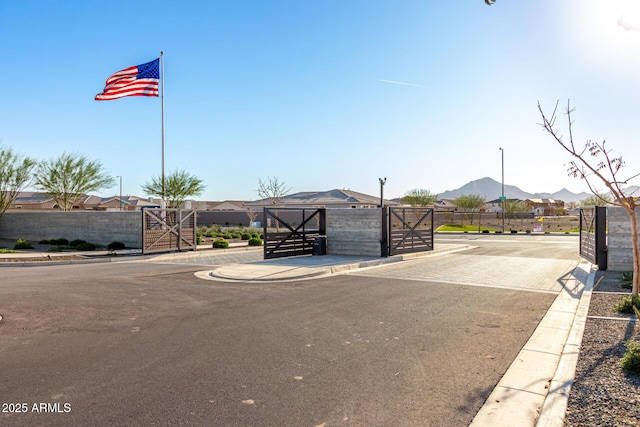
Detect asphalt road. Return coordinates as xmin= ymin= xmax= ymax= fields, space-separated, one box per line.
xmin=0 ymin=235 xmax=580 ymax=426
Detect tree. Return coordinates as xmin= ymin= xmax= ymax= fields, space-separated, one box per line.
xmin=257 ymin=176 xmax=291 ymax=206
xmin=403 ymin=189 xmax=437 ymax=207
xmin=0 ymin=143 xmax=37 ymax=220
xmin=503 ymin=199 xmax=526 ymax=225
xmin=34 ymin=152 xmax=115 ymax=211
xmin=581 ymin=194 xmax=613 ymax=207
xmin=453 ymin=194 xmax=486 ymax=225
xmin=141 ymin=169 xmax=205 ymax=209
xmin=538 ymin=100 xmax=640 ymax=296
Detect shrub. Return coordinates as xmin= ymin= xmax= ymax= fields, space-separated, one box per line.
xmin=107 ymin=241 xmax=126 ymax=250
xmin=614 ymin=295 xmax=640 ymax=314
xmin=231 ymin=231 xmax=242 ymax=239
xmin=13 ymin=239 xmax=34 ymax=250
xmin=69 ymin=239 xmax=87 ymax=248
xmin=510 ymin=230 xmax=518 ymax=234
xmin=213 ymin=239 xmax=229 ymax=249
xmin=241 ymin=233 xmax=252 ymax=240
xmin=621 ymin=272 xmax=633 ymax=290
xmin=248 ymin=237 xmax=263 ymax=246
xmin=47 ymin=246 xmax=65 ymax=252
xmin=0 ymin=248 xmax=16 ymax=254
xmin=76 ymin=242 xmax=98 ymax=251
xmin=221 ymin=233 xmax=232 ymax=240
xmin=622 ymin=340 xmax=640 ymax=374
xmin=42 ymin=238 xmax=69 ymax=246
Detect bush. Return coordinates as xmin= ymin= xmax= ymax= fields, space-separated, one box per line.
xmin=614 ymin=295 xmax=640 ymax=314
xmin=248 ymin=237 xmax=263 ymax=246
xmin=213 ymin=239 xmax=229 ymax=249
xmin=76 ymin=242 xmax=98 ymax=251
xmin=241 ymin=233 xmax=252 ymax=240
xmin=221 ymin=233 xmax=232 ymax=240
xmin=622 ymin=340 xmax=640 ymax=374
xmin=621 ymin=272 xmax=633 ymax=290
xmin=107 ymin=241 xmax=126 ymax=250
xmin=13 ymin=239 xmax=34 ymax=250
xmin=47 ymin=246 xmax=65 ymax=252
xmin=69 ymin=239 xmax=87 ymax=248
xmin=40 ymin=238 xmax=69 ymax=246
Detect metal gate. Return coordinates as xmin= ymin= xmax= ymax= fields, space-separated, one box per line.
xmin=384 ymin=207 xmax=434 ymax=256
xmin=142 ymin=209 xmax=197 ymax=254
xmin=579 ymin=206 xmax=607 ymax=270
xmin=263 ymin=208 xmax=326 ymax=259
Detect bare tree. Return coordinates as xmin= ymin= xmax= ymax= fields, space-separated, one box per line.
xmin=538 ymin=100 xmax=640 ymax=296
xmin=257 ymin=176 xmax=291 ymax=206
xmin=257 ymin=176 xmax=291 ymax=231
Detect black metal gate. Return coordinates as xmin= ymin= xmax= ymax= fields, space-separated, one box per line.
xmin=142 ymin=209 xmax=197 ymax=254
xmin=579 ymin=206 xmax=607 ymax=270
xmin=384 ymin=207 xmax=434 ymax=257
xmin=263 ymin=208 xmax=326 ymax=259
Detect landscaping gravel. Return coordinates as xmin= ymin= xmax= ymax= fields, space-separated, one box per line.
xmin=565 ymin=270 xmax=640 ymax=427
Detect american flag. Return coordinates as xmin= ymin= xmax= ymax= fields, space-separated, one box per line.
xmin=95 ymin=58 xmax=159 ymax=101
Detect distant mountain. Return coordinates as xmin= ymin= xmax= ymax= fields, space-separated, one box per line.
xmin=437 ymin=177 xmax=592 ymax=204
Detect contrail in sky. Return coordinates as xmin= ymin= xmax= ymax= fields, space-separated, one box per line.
xmin=379 ymin=79 xmax=428 ymax=88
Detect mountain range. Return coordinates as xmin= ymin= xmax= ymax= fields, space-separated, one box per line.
xmin=437 ymin=177 xmax=592 ymax=204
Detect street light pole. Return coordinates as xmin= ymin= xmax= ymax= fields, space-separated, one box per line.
xmin=379 ymin=177 xmax=387 ymax=208
xmin=499 ymin=148 xmax=505 ymax=233
xmin=116 ymin=175 xmax=122 ymax=211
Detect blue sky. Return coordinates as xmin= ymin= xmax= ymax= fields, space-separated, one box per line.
xmin=2 ymin=0 xmax=640 ymax=201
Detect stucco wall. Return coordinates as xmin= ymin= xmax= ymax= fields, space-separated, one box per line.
xmin=607 ymin=207 xmax=640 ymax=271
xmin=0 ymin=211 xmax=142 ymax=248
xmin=326 ymin=209 xmax=382 ymax=257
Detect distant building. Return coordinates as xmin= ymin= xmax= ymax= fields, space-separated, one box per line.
xmin=524 ymin=198 xmax=565 ymax=216
xmin=245 ymin=189 xmax=399 ymax=210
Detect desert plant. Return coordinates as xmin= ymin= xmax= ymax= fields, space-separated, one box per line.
xmin=614 ymin=295 xmax=640 ymax=314
xmin=213 ymin=239 xmax=229 ymax=249
xmin=13 ymin=239 xmax=34 ymax=250
xmin=622 ymin=340 xmax=640 ymax=374
xmin=241 ymin=233 xmax=252 ymax=240
xmin=76 ymin=242 xmax=98 ymax=251
xmin=107 ymin=241 xmax=126 ymax=250
xmin=69 ymin=239 xmax=87 ymax=247
xmin=622 ymin=272 xmax=634 ymax=290
xmin=248 ymin=237 xmax=263 ymax=246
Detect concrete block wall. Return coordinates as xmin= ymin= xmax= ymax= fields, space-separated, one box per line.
xmin=0 ymin=211 xmax=142 ymax=248
xmin=326 ymin=209 xmax=382 ymax=257
xmin=607 ymin=207 xmax=640 ymax=271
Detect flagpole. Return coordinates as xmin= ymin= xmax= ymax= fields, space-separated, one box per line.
xmin=160 ymin=51 xmax=166 ymax=209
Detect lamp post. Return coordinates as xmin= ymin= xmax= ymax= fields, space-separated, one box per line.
xmin=499 ymin=148 xmax=505 ymax=233
xmin=379 ymin=177 xmax=388 ymax=257
xmin=116 ymin=175 xmax=122 ymax=211
xmin=379 ymin=177 xmax=387 ymax=208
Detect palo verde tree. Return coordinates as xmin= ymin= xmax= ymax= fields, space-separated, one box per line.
xmin=453 ymin=194 xmax=486 ymax=225
xmin=0 ymin=143 xmax=37 ymax=220
xmin=141 ymin=169 xmax=205 ymax=209
xmin=403 ymin=189 xmax=437 ymax=207
xmin=34 ymin=152 xmax=115 ymax=211
xmin=581 ymin=194 xmax=613 ymax=207
xmin=538 ymin=100 xmax=640 ymax=296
